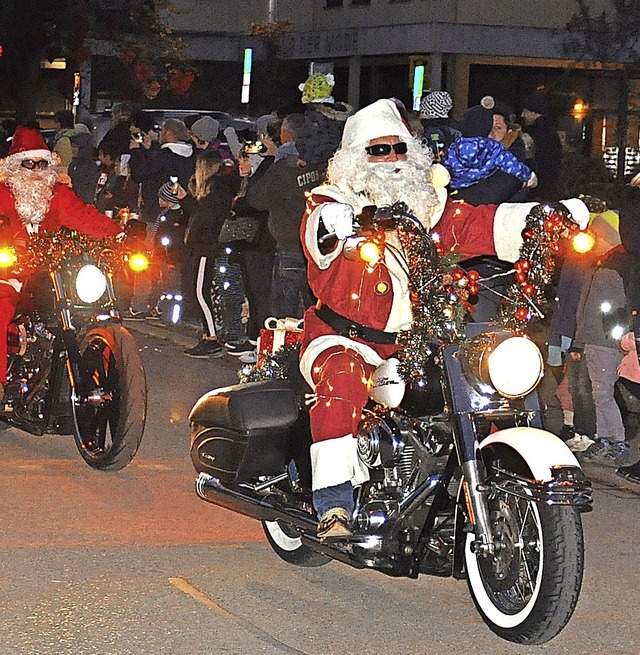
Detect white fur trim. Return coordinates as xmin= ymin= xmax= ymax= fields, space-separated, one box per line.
xmin=382 ymin=235 xmax=414 ymax=331
xmin=493 ymin=202 xmax=538 ymax=262
xmin=310 ymin=434 xmax=370 ymax=490
xmin=559 ymin=198 xmax=589 ymax=230
xmin=430 ymin=184 xmax=449 ymax=228
xmin=7 ymin=149 xmax=52 ymax=163
xmin=342 ymin=99 xmax=412 ymax=149
xmin=304 ymin=202 xmax=345 ymax=270
xmin=299 ymin=335 xmax=383 ymax=388
xmin=0 ymin=278 xmax=22 ymax=293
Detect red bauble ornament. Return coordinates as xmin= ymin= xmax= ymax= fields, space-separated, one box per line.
xmin=515 ymin=271 xmax=528 ymax=284
xmin=516 ymin=307 xmax=529 ymax=321
xmin=523 ymin=283 xmax=536 ymax=297
xmin=467 ymin=269 xmax=479 ymax=282
xmin=452 ymin=267 xmax=465 ymax=281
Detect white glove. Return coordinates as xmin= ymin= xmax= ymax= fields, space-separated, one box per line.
xmin=320 ymin=202 xmax=355 ymax=241
xmin=559 ymin=198 xmax=590 ymax=230
xmin=525 ymin=171 xmax=538 ymax=188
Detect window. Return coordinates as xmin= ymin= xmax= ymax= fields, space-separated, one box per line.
xmin=352 ymin=0 xmax=371 ymax=5
xmin=325 ymin=0 xmax=343 ymax=7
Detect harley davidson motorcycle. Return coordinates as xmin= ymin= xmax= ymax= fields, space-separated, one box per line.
xmin=1 ymin=228 xmax=148 ymax=471
xmin=189 ymin=204 xmax=592 ymax=644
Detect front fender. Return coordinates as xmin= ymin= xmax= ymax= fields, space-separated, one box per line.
xmin=480 ymin=426 xmax=580 ymax=482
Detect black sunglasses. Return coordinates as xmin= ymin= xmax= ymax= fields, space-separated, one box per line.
xmin=365 ymin=142 xmax=408 ymax=157
xmin=20 ymin=159 xmax=50 ymax=170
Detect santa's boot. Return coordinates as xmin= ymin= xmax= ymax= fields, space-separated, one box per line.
xmin=310 ymin=435 xmax=368 ymax=541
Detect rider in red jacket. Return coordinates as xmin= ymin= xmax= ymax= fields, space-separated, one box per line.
xmin=0 ymin=126 xmax=122 ymax=392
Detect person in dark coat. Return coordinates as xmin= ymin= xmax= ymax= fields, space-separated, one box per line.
xmin=129 ymin=118 xmax=195 ymax=223
xmin=295 ymin=72 xmax=353 ymax=168
xmin=68 ymin=132 xmax=99 ymax=205
xmin=178 ymin=150 xmax=241 ymax=358
xmin=521 ymin=91 xmax=563 ymax=201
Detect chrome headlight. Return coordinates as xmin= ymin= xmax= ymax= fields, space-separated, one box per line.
xmin=487 ymin=335 xmax=543 ymax=398
xmin=75 ymin=264 xmax=107 ymax=303
xmin=461 ymin=332 xmax=544 ymax=399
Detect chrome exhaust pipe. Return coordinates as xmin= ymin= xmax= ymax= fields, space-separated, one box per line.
xmin=195 ymin=472 xmax=318 ymax=533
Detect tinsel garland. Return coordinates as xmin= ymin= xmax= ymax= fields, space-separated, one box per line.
xmin=17 ymin=229 xmax=123 ymax=274
xmin=238 ymin=342 xmax=302 ymax=383
xmin=496 ymin=203 xmax=578 ymax=330
xmin=394 ymin=205 xmax=474 ymax=382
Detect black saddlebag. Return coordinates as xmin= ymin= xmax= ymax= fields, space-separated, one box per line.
xmin=189 ymin=379 xmax=302 ymax=484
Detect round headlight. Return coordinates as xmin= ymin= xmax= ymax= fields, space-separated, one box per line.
xmin=487 ymin=336 xmax=543 ymax=398
xmin=75 ymin=264 xmax=107 ymax=304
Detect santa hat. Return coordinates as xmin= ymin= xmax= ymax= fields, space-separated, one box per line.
xmin=420 ymin=91 xmax=453 ymax=119
xmin=460 ymin=96 xmax=496 ymax=138
xmin=341 ymin=99 xmax=413 ymax=149
xmin=299 ymin=73 xmax=335 ymax=104
xmin=7 ymin=126 xmax=52 ymax=162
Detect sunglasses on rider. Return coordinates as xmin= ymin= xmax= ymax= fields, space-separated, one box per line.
xmin=364 ymin=142 xmax=408 ymax=157
xmin=20 ymin=159 xmax=50 ymax=170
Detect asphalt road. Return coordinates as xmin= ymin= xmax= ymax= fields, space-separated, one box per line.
xmin=0 ymin=322 xmax=638 ymax=655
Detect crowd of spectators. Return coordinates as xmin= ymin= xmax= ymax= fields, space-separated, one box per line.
xmin=5 ymin=80 xmax=640 ymax=482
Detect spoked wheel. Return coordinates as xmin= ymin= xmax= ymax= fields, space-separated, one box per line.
xmin=262 ymin=519 xmax=331 ymax=567
xmin=71 ymin=325 xmax=147 ymax=470
xmin=465 ymin=475 xmax=584 ymax=644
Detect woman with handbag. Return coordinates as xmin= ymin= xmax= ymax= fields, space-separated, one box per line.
xmin=178 ymin=150 xmax=243 ymax=357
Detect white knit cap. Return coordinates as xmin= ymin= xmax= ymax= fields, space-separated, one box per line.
xmin=341 ymin=99 xmax=413 ymax=149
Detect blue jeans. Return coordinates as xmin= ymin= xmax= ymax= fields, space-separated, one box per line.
xmin=271 ymin=250 xmax=313 ymax=319
xmin=313 ymin=482 xmax=354 ymax=518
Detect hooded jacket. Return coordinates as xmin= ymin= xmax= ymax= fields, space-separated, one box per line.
xmin=68 ymin=133 xmax=100 ymax=205
xmin=296 ymin=102 xmax=353 ymax=168
xmin=129 ymin=140 xmax=195 ymax=222
xmin=443 ymin=136 xmax=533 ymax=190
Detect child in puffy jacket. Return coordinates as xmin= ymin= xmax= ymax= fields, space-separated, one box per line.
xmin=443 ymin=96 xmax=537 ymax=206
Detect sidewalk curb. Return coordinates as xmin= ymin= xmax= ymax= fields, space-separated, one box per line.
xmin=125 ymin=319 xmax=200 ymax=349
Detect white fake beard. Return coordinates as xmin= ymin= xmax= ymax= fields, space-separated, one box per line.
xmin=328 ymin=140 xmax=439 ymax=228
xmin=1 ymin=158 xmax=57 ymax=227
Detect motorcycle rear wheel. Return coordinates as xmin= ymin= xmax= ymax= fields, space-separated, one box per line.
xmin=262 ymin=519 xmax=331 ymax=567
xmin=465 ymin=474 xmax=584 ymax=644
xmin=71 ymin=325 xmax=147 ymax=471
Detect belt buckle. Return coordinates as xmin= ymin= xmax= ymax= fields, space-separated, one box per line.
xmin=347 ymin=325 xmax=359 ymax=340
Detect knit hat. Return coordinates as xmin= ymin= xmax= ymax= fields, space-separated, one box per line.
xmin=341 ymin=98 xmax=412 ymax=149
xmin=522 ymin=91 xmax=551 ymax=116
xmin=460 ymin=96 xmax=496 ymax=138
xmin=299 ymin=73 xmax=335 ymax=104
xmin=7 ymin=125 xmax=51 ymax=162
xmin=158 ymin=182 xmax=178 ymax=204
xmin=420 ymin=91 xmax=453 ymax=119
xmin=190 ymin=116 xmax=219 ymax=143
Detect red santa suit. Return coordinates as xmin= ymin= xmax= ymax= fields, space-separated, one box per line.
xmin=301 ymin=190 xmax=588 ymax=493
xmin=0 ymin=127 xmax=121 ymax=386
xmin=298 ymin=99 xmax=589 ymax=515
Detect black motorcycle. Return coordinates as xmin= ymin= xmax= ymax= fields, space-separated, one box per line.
xmin=189 ymin=204 xmax=592 ymax=644
xmin=1 ymin=228 xmax=148 ymax=470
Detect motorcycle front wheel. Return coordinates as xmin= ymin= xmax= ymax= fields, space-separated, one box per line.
xmin=464 ymin=472 xmax=584 ymax=644
xmin=71 ymin=325 xmax=147 ymax=470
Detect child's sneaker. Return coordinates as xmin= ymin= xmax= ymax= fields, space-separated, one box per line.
xmin=565 ymin=434 xmax=595 ymax=452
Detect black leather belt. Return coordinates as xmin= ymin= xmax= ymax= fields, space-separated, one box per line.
xmin=316 ymin=304 xmax=397 ymax=345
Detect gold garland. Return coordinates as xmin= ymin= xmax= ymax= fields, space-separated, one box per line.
xmin=496 ymin=203 xmax=578 ymax=330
